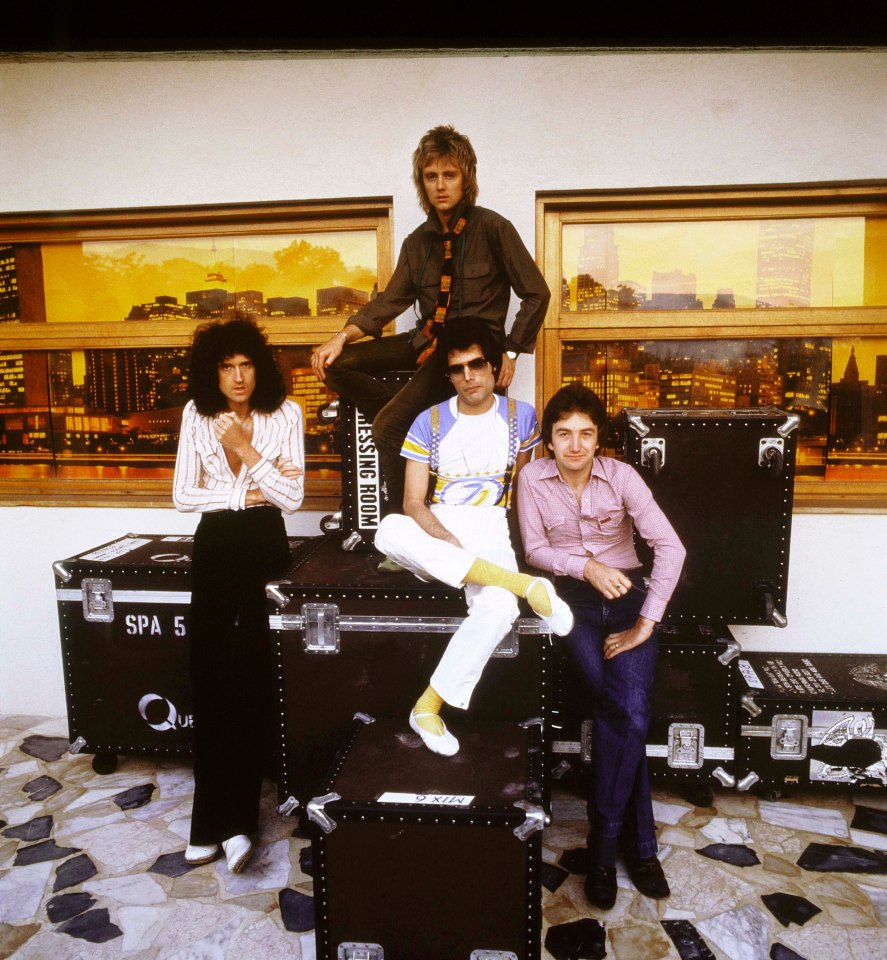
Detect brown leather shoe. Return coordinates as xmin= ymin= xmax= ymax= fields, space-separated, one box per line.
xmin=626 ymin=855 xmax=670 ymax=898
xmin=584 ymin=861 xmax=617 ymax=909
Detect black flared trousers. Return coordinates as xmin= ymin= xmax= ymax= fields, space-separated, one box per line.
xmin=188 ymin=506 xmax=289 ymax=845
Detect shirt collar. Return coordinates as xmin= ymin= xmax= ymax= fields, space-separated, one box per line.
xmin=422 ymin=202 xmax=472 ymax=234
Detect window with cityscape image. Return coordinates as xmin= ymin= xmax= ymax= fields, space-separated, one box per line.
xmin=0 ymin=200 xmax=390 ymax=504
xmin=538 ymin=183 xmax=887 ymax=505
xmin=561 ymin=337 xmax=887 ymax=480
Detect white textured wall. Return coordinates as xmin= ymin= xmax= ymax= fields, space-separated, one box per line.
xmin=1 ymin=49 xmax=886 ymax=716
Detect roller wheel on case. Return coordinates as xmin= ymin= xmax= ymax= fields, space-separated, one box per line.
xmin=92 ymin=752 xmax=118 ymax=775
xmin=683 ymin=783 xmax=715 ymax=808
xmin=320 ymin=512 xmax=342 ymax=534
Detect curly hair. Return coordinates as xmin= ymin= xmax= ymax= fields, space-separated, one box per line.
xmin=541 ymin=382 xmax=609 ymax=454
xmin=438 ymin=316 xmax=503 ymax=378
xmin=188 ymin=316 xmax=286 ymax=416
xmin=412 ymin=124 xmax=479 ymax=214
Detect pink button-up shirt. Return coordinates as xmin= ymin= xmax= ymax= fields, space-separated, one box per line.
xmin=517 ymin=455 xmax=685 ymax=622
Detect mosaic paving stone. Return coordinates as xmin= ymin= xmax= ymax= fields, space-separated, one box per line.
xmin=759 ymin=800 xmax=850 ymax=841
xmin=608 ymin=922 xmax=675 ymax=959
xmin=300 ymin=930 xmax=317 ymax=960
xmin=54 ymin=811 xmax=125 ymax=839
xmin=83 ymin=874 xmax=166 ymax=905
xmin=148 ymin=850 xmax=200 ymax=878
xmin=665 ymin=849 xmax=756 ymax=915
xmin=661 ymin=919 xmax=716 ymax=959
xmin=0 ymin=921 xmax=41 ymax=957
xmin=860 ymin=882 xmax=887 ymax=924
xmin=299 ymin=844 xmax=314 ymax=877
xmin=2 ymin=815 xmax=52 ymax=842
xmin=761 ymin=891 xmax=821 ymax=927
xmin=0 ymin=862 xmax=54 ymax=923
xmin=53 ymin=853 xmax=98 ymax=891
xmin=696 ymin=843 xmax=760 ymax=867
xmin=696 ymin=904 xmax=770 ymax=960
xmin=797 ymin=842 xmax=887 ymax=874
xmin=279 ymin=888 xmax=315 ymax=933
xmin=19 ymin=736 xmax=70 ymax=762
xmin=21 ymin=776 xmax=61 ymax=802
xmin=558 ymin=847 xmax=589 ymax=874
xmin=541 ymin=862 xmax=570 ymax=892
xmin=13 ymin=839 xmax=80 ymax=866
xmin=770 ymin=944 xmax=809 ymax=960
xmin=56 ymin=907 xmax=122 ymax=943
xmin=74 ymin=819 xmax=179 ymax=873
xmin=229 ymin=915 xmax=302 ymax=960
xmin=852 ymin=804 xmax=887 ymax=836
xmin=699 ymin=816 xmax=752 ymax=845
xmin=544 ymin=917 xmax=606 ymax=960
xmin=45 ymin=892 xmax=96 ymax=923
xmin=112 ymin=784 xmax=155 ymax=810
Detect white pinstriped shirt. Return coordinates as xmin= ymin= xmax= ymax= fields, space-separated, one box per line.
xmin=173 ymin=399 xmax=305 ymax=514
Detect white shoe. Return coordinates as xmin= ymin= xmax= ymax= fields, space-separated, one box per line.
xmin=409 ymin=711 xmax=460 ymax=757
xmin=184 ymin=843 xmax=219 ymax=865
xmin=528 ymin=578 xmax=574 ymax=636
xmin=222 ymin=834 xmax=253 ymax=873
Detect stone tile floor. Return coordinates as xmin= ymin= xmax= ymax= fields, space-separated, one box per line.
xmin=2 ymin=715 xmax=887 ymax=959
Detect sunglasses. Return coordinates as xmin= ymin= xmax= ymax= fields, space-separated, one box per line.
xmin=445 ymin=356 xmax=490 ymax=379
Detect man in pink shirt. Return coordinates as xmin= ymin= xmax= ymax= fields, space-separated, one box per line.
xmin=517 ymin=383 xmax=685 ymax=910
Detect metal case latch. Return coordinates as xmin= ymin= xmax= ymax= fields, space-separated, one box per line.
xmin=771 ymin=714 xmax=808 ymax=760
xmin=512 ymin=801 xmax=547 ymax=840
xmin=667 ymin=723 xmax=705 ymax=769
xmin=303 ymin=603 xmax=341 ymax=654
xmin=307 ymin=792 xmax=342 ymax=834
xmin=82 ymin=578 xmax=114 ymax=622
xmin=471 ymin=952 xmax=519 ymax=960
xmin=338 ymin=943 xmax=383 ymax=960
xmin=491 ymin=625 xmax=519 ymax=659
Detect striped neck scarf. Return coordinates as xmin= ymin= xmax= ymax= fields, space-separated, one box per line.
xmin=416 ymin=211 xmax=469 ymax=365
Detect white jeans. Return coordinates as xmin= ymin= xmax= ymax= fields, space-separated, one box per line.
xmin=374 ymin=506 xmax=520 ymax=710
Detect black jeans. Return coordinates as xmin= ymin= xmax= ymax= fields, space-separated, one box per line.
xmin=189 ymin=506 xmax=289 ymax=845
xmin=324 ymin=333 xmax=453 ymax=512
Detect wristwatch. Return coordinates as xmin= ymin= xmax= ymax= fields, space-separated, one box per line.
xmin=505 ymin=350 xmax=518 ymax=361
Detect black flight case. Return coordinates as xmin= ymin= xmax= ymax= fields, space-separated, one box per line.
xmin=317 ymin=370 xmax=413 ymax=551
xmin=53 ymin=532 xmax=305 ymax=773
xmin=307 ymin=714 xmax=545 ymax=960
xmin=549 ymin=407 xmax=799 ymax=803
xmin=267 ymin=534 xmax=553 ymax=813
xmin=735 ymin=652 xmax=887 ymax=795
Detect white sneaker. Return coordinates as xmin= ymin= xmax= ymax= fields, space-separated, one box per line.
xmin=184 ymin=843 xmax=219 ymax=865
xmin=222 ymin=834 xmax=253 ymax=873
xmin=528 ymin=578 xmax=574 ymax=636
xmin=409 ymin=711 xmax=459 ymax=757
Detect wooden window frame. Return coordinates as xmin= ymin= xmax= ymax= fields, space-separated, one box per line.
xmin=536 ymin=180 xmax=887 ymax=512
xmin=0 ymin=197 xmax=394 ymax=510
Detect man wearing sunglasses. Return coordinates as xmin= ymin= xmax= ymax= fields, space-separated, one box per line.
xmin=374 ymin=318 xmax=572 ymax=756
xmin=310 ymin=124 xmax=550 ymax=516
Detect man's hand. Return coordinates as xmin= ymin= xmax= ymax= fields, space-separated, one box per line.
xmin=496 ymin=353 xmax=517 ymax=389
xmin=214 ymin=412 xmax=250 ymax=455
xmin=603 ymin=617 xmax=655 ymax=660
xmin=244 ymin=488 xmax=268 ymax=506
xmin=310 ymin=334 xmax=345 ymax=381
xmin=276 ymin=458 xmax=304 ymax=480
xmin=583 ymin=557 xmax=633 ymax=599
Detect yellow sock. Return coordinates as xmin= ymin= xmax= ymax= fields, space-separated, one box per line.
xmin=464 ymin=559 xmax=553 ymax=617
xmin=413 ymin=685 xmax=446 ymax=737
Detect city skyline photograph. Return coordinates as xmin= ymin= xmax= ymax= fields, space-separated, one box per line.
xmin=39 ymin=230 xmax=378 ymax=323
xmin=561 ymin=216 xmax=876 ymax=310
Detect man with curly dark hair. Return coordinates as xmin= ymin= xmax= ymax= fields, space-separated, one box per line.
xmin=174 ymin=316 xmax=304 ymax=873
xmin=310 ymin=124 xmax=550 ymax=518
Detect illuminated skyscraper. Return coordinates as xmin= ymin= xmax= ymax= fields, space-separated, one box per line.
xmin=0 ymin=244 xmax=47 ymax=324
xmin=186 ymin=288 xmax=228 ymax=316
xmin=576 ymin=274 xmax=607 ymax=312
xmin=755 ymin=220 xmax=815 ymax=308
xmin=317 ymin=286 xmax=369 ymax=316
xmin=267 ymin=296 xmax=310 ymax=317
xmin=577 ymin=225 xmax=619 ymax=292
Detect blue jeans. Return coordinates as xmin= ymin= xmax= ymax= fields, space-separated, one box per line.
xmin=556 ymin=571 xmax=659 ymax=866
